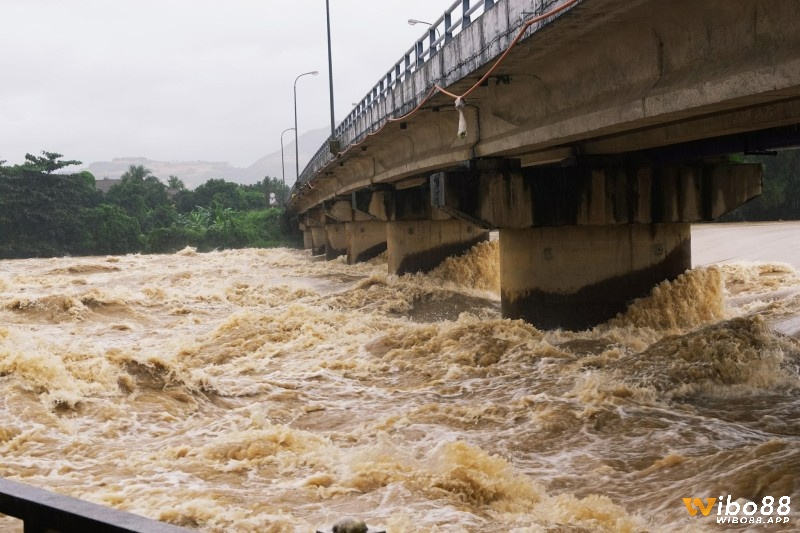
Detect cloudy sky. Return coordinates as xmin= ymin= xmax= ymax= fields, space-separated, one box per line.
xmin=1 ymin=0 xmax=450 ymax=167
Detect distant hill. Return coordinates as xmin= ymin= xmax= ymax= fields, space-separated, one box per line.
xmin=85 ymin=158 xmax=238 ymax=190
xmin=81 ymin=127 xmax=330 ymax=189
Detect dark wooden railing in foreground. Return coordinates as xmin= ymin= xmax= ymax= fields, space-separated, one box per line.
xmin=0 ymin=477 xmax=190 ymax=533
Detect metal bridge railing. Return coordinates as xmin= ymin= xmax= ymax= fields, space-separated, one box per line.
xmin=338 ymin=0 xmax=494 ymax=138
xmin=295 ymin=0 xmax=499 ymax=188
xmin=0 ymin=477 xmax=190 ymax=533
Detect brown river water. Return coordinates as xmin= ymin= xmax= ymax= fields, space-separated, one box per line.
xmin=1 ymin=223 xmax=799 ymax=532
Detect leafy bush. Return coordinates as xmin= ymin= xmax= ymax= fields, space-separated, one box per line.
xmin=1 ymin=154 xmax=296 ymax=258
xmin=81 ymin=204 xmax=142 ymax=254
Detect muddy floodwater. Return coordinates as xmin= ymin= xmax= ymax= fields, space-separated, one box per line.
xmin=1 ymin=222 xmax=799 ymax=532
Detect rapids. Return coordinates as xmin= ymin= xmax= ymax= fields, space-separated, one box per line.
xmin=0 ymin=224 xmax=799 ymax=532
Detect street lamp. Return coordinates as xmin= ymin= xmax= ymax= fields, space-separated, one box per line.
xmin=325 ymin=0 xmax=338 ymax=154
xmin=408 ymin=18 xmax=442 ymax=50
xmin=294 ymin=70 xmax=318 ymax=182
xmin=280 ymin=127 xmax=295 ymax=194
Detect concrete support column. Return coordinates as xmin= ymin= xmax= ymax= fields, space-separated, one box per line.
xmin=324 ymin=223 xmax=347 ymax=260
xmin=310 ymin=226 xmax=326 ymax=256
xmin=387 ymin=219 xmax=489 ymax=275
xmin=346 ymin=221 xmax=387 ymax=264
xmin=500 ymin=223 xmax=690 ymax=330
xmin=303 ymin=230 xmax=313 ymax=250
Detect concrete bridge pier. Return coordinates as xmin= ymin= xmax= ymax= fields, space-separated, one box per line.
xmin=366 ymin=183 xmax=489 ymax=275
xmin=299 ymin=220 xmax=313 ymax=250
xmin=432 ymin=158 xmax=762 ymax=329
xmin=387 ymin=218 xmax=488 ymax=275
xmin=500 ymin=223 xmax=690 ymax=330
xmin=346 ymin=221 xmax=387 ymax=264
xmin=344 ymin=189 xmax=390 ymax=264
xmin=321 ymin=199 xmax=355 ymax=260
xmin=310 ymin=227 xmax=326 ymax=256
xmin=324 ymin=224 xmax=347 ymax=260
xmin=302 ymin=208 xmax=326 ymax=256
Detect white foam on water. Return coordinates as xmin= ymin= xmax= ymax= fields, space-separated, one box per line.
xmin=0 ymin=228 xmax=798 ymax=531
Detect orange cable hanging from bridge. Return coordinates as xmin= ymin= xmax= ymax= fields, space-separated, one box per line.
xmin=344 ymin=86 xmax=440 ymax=150
xmin=323 ymin=0 xmax=581 ymax=171
xmin=435 ymin=0 xmax=581 ymax=101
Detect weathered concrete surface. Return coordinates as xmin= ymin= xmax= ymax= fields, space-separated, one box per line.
xmin=324 ymin=199 xmax=353 ymax=223
xmin=352 ymin=189 xmax=391 ymax=221
xmin=433 ymin=160 xmax=763 ymax=228
xmin=501 ymin=223 xmax=691 ymax=330
xmin=346 ymin=221 xmax=387 ymax=264
xmin=387 ymin=219 xmax=489 ymax=275
xmin=303 ymin=230 xmax=313 ymax=250
xmin=324 ymin=224 xmax=347 ymax=260
xmin=310 ymin=226 xmax=326 ymax=256
xmin=305 ymin=207 xmax=324 ymax=226
xmin=288 ymin=0 xmax=799 ymax=216
xmin=287 ymin=0 xmax=794 ymax=330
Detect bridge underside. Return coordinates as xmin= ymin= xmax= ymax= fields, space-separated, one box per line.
xmin=433 ymin=158 xmax=760 ymax=328
xmin=300 ymin=156 xmax=760 ymax=330
xmin=289 ymin=0 xmax=797 ymax=329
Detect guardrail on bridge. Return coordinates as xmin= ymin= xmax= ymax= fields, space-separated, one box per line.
xmin=292 ymin=0 xmax=569 ymax=194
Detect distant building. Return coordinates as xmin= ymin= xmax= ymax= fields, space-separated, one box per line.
xmin=95 ymin=178 xmax=122 ymax=194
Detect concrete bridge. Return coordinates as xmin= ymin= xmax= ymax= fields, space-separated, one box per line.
xmin=286 ymin=0 xmax=800 ymax=330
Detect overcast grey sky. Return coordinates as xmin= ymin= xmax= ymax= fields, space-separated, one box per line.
xmin=1 ymin=0 xmax=450 ymax=167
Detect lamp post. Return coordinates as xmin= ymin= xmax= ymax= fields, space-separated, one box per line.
xmin=408 ymin=18 xmax=442 ymax=45
xmin=408 ymin=18 xmax=440 ymax=34
xmin=325 ymin=0 xmax=337 ymax=153
xmin=280 ymin=127 xmax=295 ymax=197
xmin=294 ymin=70 xmax=318 ymax=182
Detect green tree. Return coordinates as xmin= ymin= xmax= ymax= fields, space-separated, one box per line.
xmin=1 ymin=154 xmax=297 ymax=258
xmin=242 ymin=207 xmax=285 ymax=247
xmin=167 ymin=175 xmax=186 ymax=190
xmin=0 ymin=154 xmax=94 ymax=258
xmin=722 ymin=149 xmax=800 ymax=221
xmin=21 ymin=151 xmax=82 ymax=174
xmin=242 ymin=177 xmax=290 ymax=207
xmin=239 ymin=188 xmax=268 ymax=210
xmin=104 ymin=164 xmax=170 ymax=231
xmin=174 ymin=189 xmax=197 ymax=213
xmin=147 ymin=204 xmax=178 ymax=229
xmin=191 ymin=178 xmax=242 ymax=210
xmin=121 ymin=164 xmax=151 ymax=181
xmin=81 ymin=204 xmax=142 ymax=254
xmin=146 ymin=226 xmax=194 ymax=253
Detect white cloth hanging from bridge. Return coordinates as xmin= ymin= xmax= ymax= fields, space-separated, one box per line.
xmin=455 ymin=97 xmax=467 ymax=139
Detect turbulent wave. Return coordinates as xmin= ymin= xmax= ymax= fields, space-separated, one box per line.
xmin=0 ymin=237 xmax=798 ymax=532
xmin=606 ymin=267 xmax=725 ymax=332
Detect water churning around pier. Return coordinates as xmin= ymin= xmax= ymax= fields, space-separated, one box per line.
xmin=0 ymin=237 xmax=798 ymax=532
